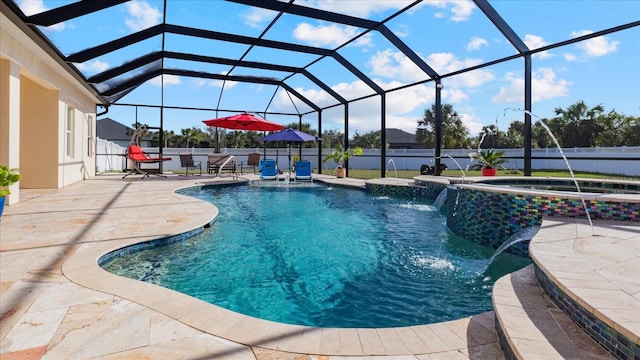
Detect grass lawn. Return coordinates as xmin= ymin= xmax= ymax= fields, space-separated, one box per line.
xmin=167 ymin=167 xmax=637 ymax=181
xmin=328 ymin=169 xmax=639 ymax=181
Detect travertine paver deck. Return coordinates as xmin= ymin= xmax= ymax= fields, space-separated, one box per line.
xmin=0 ymin=173 xmax=637 ymax=359
xmin=1 ymin=173 xmax=504 ymax=359
xmin=530 ymin=219 xmax=640 ymax=347
xmin=493 ymin=265 xmax=614 ymax=359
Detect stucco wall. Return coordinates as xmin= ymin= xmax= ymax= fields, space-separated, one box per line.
xmin=1 ymin=11 xmax=101 ymax=197
xmin=20 ymin=75 xmax=58 ymax=188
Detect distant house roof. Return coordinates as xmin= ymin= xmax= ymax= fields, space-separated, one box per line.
xmin=97 ymin=118 xmax=152 ymax=142
xmin=385 ymin=128 xmax=415 ymax=143
xmin=385 ymin=128 xmax=423 ymax=149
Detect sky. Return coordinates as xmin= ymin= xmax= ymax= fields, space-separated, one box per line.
xmin=17 ymin=0 xmax=640 ymax=137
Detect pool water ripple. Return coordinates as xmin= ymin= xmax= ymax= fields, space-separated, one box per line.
xmin=102 ymin=184 xmax=530 ymax=328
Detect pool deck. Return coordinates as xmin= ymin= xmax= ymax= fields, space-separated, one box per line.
xmin=0 ymin=173 xmax=637 ymax=359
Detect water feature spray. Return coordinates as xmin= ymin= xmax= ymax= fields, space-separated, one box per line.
xmin=503 ymin=108 xmax=595 ymax=234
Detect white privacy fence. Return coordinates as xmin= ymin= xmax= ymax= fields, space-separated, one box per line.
xmin=96 ymin=137 xmax=127 ymax=173
xmin=351 ymin=147 xmax=640 ymax=177
xmin=95 ymin=138 xmax=640 ymax=177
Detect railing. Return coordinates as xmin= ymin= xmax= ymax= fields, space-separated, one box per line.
xmin=94 ymin=139 xmax=640 ymax=177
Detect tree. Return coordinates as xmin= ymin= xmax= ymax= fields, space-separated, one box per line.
xmin=504 ymin=121 xmax=525 ymax=148
xmin=417 ymin=104 xmax=470 ymax=148
xmin=532 ymin=121 xmax=553 ymax=148
xmin=547 ymin=101 xmax=604 ymax=147
xmin=594 ymin=110 xmax=640 ymax=147
xmin=154 ymin=130 xmax=177 ymax=148
xmin=180 ymin=127 xmax=207 ymax=148
xmin=322 ymin=129 xmax=343 ymax=149
xmin=351 ymin=130 xmax=384 ymax=149
xmin=620 ymin=116 xmax=640 ymax=146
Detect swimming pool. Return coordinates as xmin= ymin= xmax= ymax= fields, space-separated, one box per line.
xmin=102 ymin=183 xmax=530 ymax=328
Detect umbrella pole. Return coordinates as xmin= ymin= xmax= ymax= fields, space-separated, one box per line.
xmin=215 ymin=128 xmax=220 ymax=153
xmin=263 ymin=131 xmax=266 ymax=160
xmin=288 ymin=144 xmax=291 ymax=177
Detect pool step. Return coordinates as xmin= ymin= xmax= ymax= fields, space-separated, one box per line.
xmin=493 ymin=265 xmax=612 ymax=359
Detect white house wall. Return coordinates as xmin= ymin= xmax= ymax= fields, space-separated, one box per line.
xmin=0 ymin=11 xmax=102 ymax=204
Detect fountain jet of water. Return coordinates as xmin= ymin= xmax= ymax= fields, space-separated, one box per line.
xmin=433 ymin=188 xmax=448 ymax=210
xmin=435 ymin=154 xmax=467 ymax=216
xmin=481 ymin=225 xmax=541 ymax=274
xmin=385 ymin=159 xmax=398 ymax=178
xmin=503 ymin=108 xmax=595 ymax=234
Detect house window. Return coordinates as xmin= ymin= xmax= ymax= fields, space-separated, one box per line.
xmin=87 ymin=115 xmax=93 ymax=157
xmin=66 ymin=105 xmax=74 ymax=158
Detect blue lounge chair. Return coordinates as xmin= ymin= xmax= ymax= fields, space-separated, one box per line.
xmin=260 ymin=159 xmax=277 ymax=180
xmin=294 ymin=160 xmax=312 ymax=182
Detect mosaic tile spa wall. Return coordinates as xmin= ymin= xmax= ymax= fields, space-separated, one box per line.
xmin=446 ymin=184 xmax=639 ymax=253
xmin=446 ymin=188 xmax=542 ymax=257
xmin=535 ymin=266 xmax=639 ymax=360
xmin=368 ymin=178 xmax=638 ymax=256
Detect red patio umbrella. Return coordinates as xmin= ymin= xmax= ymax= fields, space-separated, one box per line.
xmin=202 ymin=113 xmax=284 ymax=131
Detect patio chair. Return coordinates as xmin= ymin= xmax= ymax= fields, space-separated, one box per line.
xmin=241 ymin=153 xmax=261 ymax=174
xmin=294 ymin=160 xmax=312 ymax=182
xmin=179 ymin=153 xmax=202 ymax=176
xmin=123 ymin=145 xmax=172 ymax=179
xmin=259 ymin=159 xmax=278 ymax=180
xmin=207 ymin=153 xmax=237 ymax=180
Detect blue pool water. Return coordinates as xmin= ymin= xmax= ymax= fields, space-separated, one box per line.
xmin=102 ymin=183 xmax=530 ymax=328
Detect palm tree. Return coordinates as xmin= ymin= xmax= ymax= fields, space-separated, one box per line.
xmin=548 ymin=101 xmax=604 ymax=147
xmin=181 ymin=127 xmax=206 ymax=148
xmin=417 ymin=103 xmax=470 ymax=148
xmin=153 ymin=130 xmax=177 ymax=148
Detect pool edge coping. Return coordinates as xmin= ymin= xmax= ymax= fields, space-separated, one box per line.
xmin=61 ymin=176 xmax=500 ymax=357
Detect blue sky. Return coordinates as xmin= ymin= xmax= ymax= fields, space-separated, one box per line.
xmin=18 ymin=0 xmax=640 ymax=137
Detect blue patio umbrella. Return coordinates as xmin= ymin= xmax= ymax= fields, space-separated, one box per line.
xmin=260 ymin=128 xmax=319 ymax=143
xmin=261 ymin=129 xmax=320 ymax=171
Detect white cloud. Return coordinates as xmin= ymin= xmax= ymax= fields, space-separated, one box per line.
xmin=192 ymin=78 xmax=238 ymax=89
xmin=424 ymin=0 xmax=475 ymax=22
xmin=272 ymin=80 xmax=433 ymax=134
xmin=17 ymin=0 xmax=45 ymax=16
xmin=241 ymin=7 xmax=276 ymax=29
xmin=75 ymin=60 xmax=110 ymax=74
xmin=564 ymin=53 xmax=577 ymax=62
xmin=367 ymin=50 xmax=494 ymax=122
xmin=457 ymin=109 xmax=486 ymax=135
xmin=293 ymin=23 xmax=372 ymax=48
xmin=394 ymin=24 xmax=410 ymax=38
xmin=295 ymin=0 xmax=413 ymax=18
xmin=448 ymin=0 xmax=475 ymax=22
xmin=150 ymin=75 xmax=181 ymax=87
xmin=492 ymin=68 xmax=571 ymax=104
xmin=524 ymin=34 xmax=552 ymax=59
xmin=571 ymin=30 xmax=620 ymax=57
xmin=368 ymin=49 xmax=425 ymax=82
xmin=368 ymin=50 xmax=494 ymax=88
xmin=291 ymin=0 xmax=474 ymax=23
xmin=17 ymin=0 xmax=65 ymax=31
xmin=425 ymin=52 xmax=495 ymax=88
xmin=467 ymin=37 xmax=488 ymax=51
xmin=443 ymin=87 xmax=468 ymax=103
xmin=125 ymin=1 xmax=161 ymax=32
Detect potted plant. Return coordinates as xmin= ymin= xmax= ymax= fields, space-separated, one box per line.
xmin=0 ymin=166 xmax=21 ymax=219
xmin=468 ymin=149 xmax=506 ymax=176
xmin=323 ymin=144 xmax=363 ymax=178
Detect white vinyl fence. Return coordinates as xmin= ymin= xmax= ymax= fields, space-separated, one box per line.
xmin=95 ymin=138 xmax=640 ymax=177
xmin=96 ymin=137 xmax=127 ymax=173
